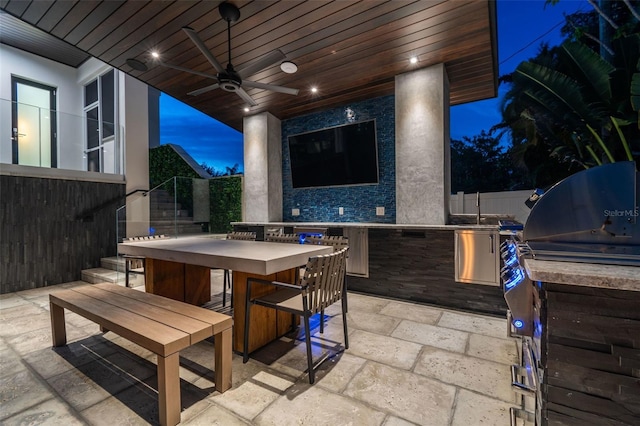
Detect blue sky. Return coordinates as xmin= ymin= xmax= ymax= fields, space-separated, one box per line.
xmin=159 ymin=94 xmax=243 ymax=173
xmin=450 ymin=0 xmax=588 ymax=141
xmin=160 ymin=0 xmax=590 ymax=170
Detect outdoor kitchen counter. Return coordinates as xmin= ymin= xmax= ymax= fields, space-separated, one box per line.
xmin=523 ymin=258 xmax=640 ymax=424
xmin=231 ymin=221 xmax=499 ymax=231
xmin=525 ymin=259 xmax=640 ymax=292
xmin=233 ymin=222 xmax=508 ymax=316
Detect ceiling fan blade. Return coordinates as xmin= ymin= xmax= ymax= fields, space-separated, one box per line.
xmin=182 ymin=26 xmax=225 ymax=73
xmin=187 ymin=83 xmax=220 ymax=96
xmin=243 ymin=80 xmax=299 ymax=96
xmin=235 ymin=87 xmax=258 ymax=106
xmin=158 ymin=61 xmax=218 ymax=80
xmin=237 ymin=49 xmax=286 ymax=79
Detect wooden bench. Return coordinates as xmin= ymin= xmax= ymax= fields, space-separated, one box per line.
xmin=49 ymin=283 xmax=233 ymax=426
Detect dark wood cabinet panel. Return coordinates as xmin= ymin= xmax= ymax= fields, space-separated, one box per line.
xmin=541 ymin=283 xmax=640 ymax=425
xmin=347 ymin=228 xmax=507 ymax=316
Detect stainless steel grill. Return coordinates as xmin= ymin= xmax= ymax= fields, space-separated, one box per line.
xmin=501 ymin=161 xmax=639 ymax=425
xmin=523 ymin=161 xmax=639 ymax=265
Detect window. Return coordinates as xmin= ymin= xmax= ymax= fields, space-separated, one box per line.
xmin=84 ymin=69 xmax=118 ymax=173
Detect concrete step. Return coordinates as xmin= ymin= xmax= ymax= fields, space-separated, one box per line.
xmin=150 ymin=191 xmax=175 ymax=202
xmin=81 ymin=267 xmax=123 ymax=284
xmin=81 ymin=265 xmax=145 ymax=287
xmin=101 ymin=256 xmax=125 ymax=272
xmin=150 ymin=222 xmax=205 ymax=234
xmin=149 ymin=201 xmax=187 ymax=210
xmin=150 ymin=211 xmax=194 ymax=220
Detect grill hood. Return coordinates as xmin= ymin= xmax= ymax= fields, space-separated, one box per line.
xmin=523 ymin=161 xmax=639 ymax=265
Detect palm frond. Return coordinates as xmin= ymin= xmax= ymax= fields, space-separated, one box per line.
xmin=514 ymin=62 xmax=602 ymax=126
xmin=561 ymin=41 xmax=614 ymax=103
xmin=586 ymin=123 xmax=615 ymax=163
xmin=585 ymin=145 xmax=602 ymax=166
xmin=610 ymin=116 xmax=634 ymax=161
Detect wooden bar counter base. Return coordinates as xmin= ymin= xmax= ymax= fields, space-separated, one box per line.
xmin=232 ymin=269 xmax=298 ymax=353
xmin=145 ymin=258 xmax=211 ymax=305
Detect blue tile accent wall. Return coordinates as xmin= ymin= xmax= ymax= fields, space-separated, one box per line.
xmin=282 ymin=95 xmax=395 ymax=223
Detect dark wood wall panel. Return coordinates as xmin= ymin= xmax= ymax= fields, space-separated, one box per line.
xmin=348 ymin=228 xmax=507 ymax=316
xmin=0 ymin=175 xmax=125 ymax=294
xmin=542 ymin=283 xmax=640 ymax=425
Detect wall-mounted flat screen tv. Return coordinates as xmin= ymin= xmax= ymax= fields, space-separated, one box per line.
xmin=288 ymin=119 xmax=379 ymax=189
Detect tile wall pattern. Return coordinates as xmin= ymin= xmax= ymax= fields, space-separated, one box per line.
xmin=0 ymin=175 xmax=124 ymax=293
xmin=281 ymin=95 xmax=396 ymax=223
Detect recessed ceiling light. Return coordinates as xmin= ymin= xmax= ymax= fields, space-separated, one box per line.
xmin=311 ymin=87 xmax=318 ymax=93
xmin=244 ymin=107 xmax=250 ymax=112
xmin=280 ymin=61 xmax=298 ymax=74
xmin=151 ymin=51 xmax=160 ymax=59
xmin=410 ymin=56 xmax=418 ymax=64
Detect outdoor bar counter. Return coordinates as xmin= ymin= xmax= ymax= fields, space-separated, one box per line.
xmin=524 ymin=258 xmax=640 ymax=425
xmin=232 ymin=222 xmax=508 ymax=316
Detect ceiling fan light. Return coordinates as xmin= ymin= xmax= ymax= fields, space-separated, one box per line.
xmin=280 ymin=61 xmax=298 ymax=74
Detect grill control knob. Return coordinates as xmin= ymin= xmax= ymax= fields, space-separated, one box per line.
xmin=501 ymin=268 xmax=515 ymax=282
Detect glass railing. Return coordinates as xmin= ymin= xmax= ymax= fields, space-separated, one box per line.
xmin=115 ymin=174 xmax=243 ymax=283
xmin=115 ymin=176 xmax=206 ymax=285
xmin=116 ymin=175 xmax=243 ymax=243
xmin=116 ymin=177 xmax=209 ymax=242
xmin=0 ymin=98 xmax=123 ymax=175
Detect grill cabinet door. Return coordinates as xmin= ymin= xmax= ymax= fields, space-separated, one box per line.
xmin=454 ymin=230 xmax=499 ymax=286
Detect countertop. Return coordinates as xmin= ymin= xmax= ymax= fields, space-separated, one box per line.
xmin=118 ymin=235 xmax=332 ymax=276
xmin=524 ymin=258 xmax=640 ymax=292
xmin=231 ymin=221 xmax=499 ymax=231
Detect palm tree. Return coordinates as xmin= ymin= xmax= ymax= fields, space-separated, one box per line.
xmin=496 ymin=3 xmax=640 ymax=185
xmin=498 ymin=34 xmax=639 ymax=174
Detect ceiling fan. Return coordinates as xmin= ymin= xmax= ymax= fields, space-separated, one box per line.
xmin=157 ymin=1 xmax=299 ymax=106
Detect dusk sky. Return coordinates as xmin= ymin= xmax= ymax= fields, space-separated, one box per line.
xmin=160 ymin=0 xmax=590 ymax=172
xmin=450 ymin=0 xmax=588 ymax=141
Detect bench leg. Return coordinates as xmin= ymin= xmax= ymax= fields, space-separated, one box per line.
xmin=157 ymin=353 xmax=181 ymax=426
xmin=49 ymin=302 xmax=67 ymax=347
xmin=214 ymin=327 xmax=232 ymax=393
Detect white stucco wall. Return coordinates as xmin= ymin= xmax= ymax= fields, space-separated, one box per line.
xmin=122 ymin=73 xmax=151 ymax=236
xmin=0 ymin=44 xmax=84 ymax=166
xmin=0 ymin=45 xmax=144 ymax=179
xmin=1 ymin=44 xmax=153 ymax=238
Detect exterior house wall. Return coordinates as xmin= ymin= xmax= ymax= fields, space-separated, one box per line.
xmin=0 ymin=44 xmax=84 ymax=168
xmin=0 ymin=175 xmax=124 ymax=293
xmin=1 ymin=46 xmax=151 ymax=293
xmin=122 ymin=74 xmax=151 ymax=237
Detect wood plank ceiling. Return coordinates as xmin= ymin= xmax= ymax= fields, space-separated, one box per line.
xmin=0 ymin=0 xmax=498 ymax=132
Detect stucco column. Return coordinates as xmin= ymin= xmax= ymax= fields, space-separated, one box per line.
xmin=123 ymin=74 xmax=151 ymax=237
xmin=243 ymin=112 xmax=283 ymax=222
xmin=395 ymin=63 xmax=451 ymax=225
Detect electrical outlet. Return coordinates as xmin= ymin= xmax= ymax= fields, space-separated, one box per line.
xmin=292 ymin=208 xmax=300 ymax=216
xmin=339 ymin=207 xmax=344 ymax=215
xmin=376 ymin=206 xmax=385 ymax=216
